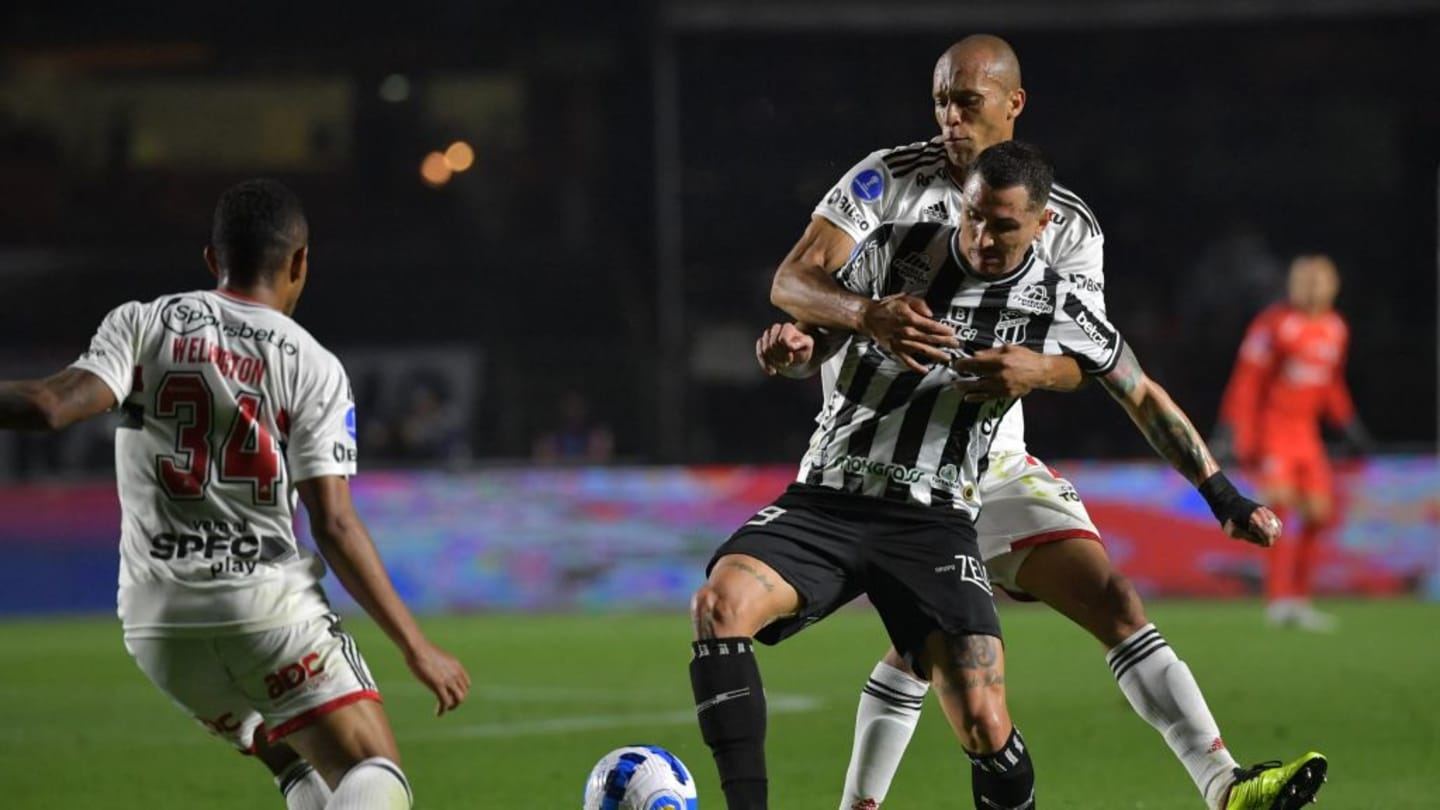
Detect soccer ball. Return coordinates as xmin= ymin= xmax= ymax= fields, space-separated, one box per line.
xmin=582 ymin=745 xmax=699 ymax=809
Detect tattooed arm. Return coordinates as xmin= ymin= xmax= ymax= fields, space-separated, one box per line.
xmin=1096 ymin=343 xmax=1217 ymax=485
xmin=0 ymin=369 xmax=115 ymax=431
xmin=1097 ymin=343 xmax=1281 ymax=546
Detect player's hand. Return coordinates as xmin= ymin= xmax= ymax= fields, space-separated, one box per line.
xmin=756 ymin=323 xmax=815 ymax=376
xmin=949 ymin=344 xmax=1052 ymax=401
xmin=1224 ymin=505 xmax=1283 ymax=548
xmin=859 ymin=294 xmax=959 ymax=374
xmin=404 ymin=640 xmax=471 ymax=717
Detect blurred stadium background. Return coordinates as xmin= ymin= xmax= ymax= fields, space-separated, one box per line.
xmin=2 ymin=1 xmax=1438 ymax=807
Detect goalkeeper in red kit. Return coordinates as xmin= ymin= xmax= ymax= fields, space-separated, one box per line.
xmin=1217 ymin=254 xmax=1370 ymax=631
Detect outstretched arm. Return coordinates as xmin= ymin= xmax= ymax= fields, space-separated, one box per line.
xmin=297 ymin=476 xmax=471 ymax=715
xmin=1097 ymin=343 xmax=1281 ymax=547
xmin=0 ymin=368 xmax=116 ymax=431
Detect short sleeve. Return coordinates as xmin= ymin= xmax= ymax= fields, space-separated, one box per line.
xmin=1051 ymin=287 xmax=1125 ymax=376
xmin=1044 ymin=198 xmax=1109 ymax=317
xmin=812 ymin=150 xmax=898 ymax=243
xmin=287 ymin=351 xmax=359 ymax=482
xmin=69 ymin=301 xmax=144 ymax=404
xmin=835 ymin=224 xmax=897 ymax=299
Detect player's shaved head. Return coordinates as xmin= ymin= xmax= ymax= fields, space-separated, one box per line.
xmin=938 ymin=35 xmax=1022 ymax=93
xmin=933 ymin=34 xmax=1027 ymax=173
xmin=210 ymin=178 xmax=309 ymax=287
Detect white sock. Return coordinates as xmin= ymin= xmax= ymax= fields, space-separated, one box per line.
xmin=1107 ymin=625 xmax=1238 ymax=810
xmin=327 ymin=757 xmax=412 ymax=810
xmin=839 ymin=661 xmax=928 ymax=809
xmin=276 ymin=760 xmax=332 ymax=810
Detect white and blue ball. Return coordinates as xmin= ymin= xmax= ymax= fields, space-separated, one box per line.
xmin=582 ymin=745 xmax=699 ymax=810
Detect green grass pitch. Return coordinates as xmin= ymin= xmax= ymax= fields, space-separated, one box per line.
xmin=3 ymin=599 xmax=1436 ymax=808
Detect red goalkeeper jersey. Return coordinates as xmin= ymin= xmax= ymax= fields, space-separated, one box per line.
xmin=1220 ymin=303 xmax=1355 ymax=459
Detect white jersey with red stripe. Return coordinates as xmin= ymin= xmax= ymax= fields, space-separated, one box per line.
xmin=70 ymin=289 xmax=358 ymax=639
xmin=812 ymin=136 xmax=1108 ymax=456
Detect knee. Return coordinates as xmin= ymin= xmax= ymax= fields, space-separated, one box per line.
xmin=953 ymin=692 xmax=1012 ymax=753
xmin=690 ymin=583 xmax=759 ymax=640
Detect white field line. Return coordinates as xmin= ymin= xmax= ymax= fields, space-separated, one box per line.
xmin=0 ymin=686 xmax=822 ymax=745
xmin=410 ymin=693 xmax=821 ymax=741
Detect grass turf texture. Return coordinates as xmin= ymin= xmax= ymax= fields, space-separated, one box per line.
xmin=2 ymin=599 xmax=1434 ymax=809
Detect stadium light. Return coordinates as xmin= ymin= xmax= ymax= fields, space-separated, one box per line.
xmin=444 ymin=141 xmax=475 ymax=172
xmin=378 ymin=73 xmax=411 ymax=103
xmin=420 ymin=151 xmax=452 ymax=187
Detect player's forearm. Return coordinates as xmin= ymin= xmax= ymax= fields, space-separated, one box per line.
xmin=1124 ymin=381 xmax=1220 ymax=485
xmin=1037 ymin=355 xmax=1085 ymax=392
xmin=1100 ymin=345 xmax=1219 ymax=486
xmin=0 ymin=380 xmax=59 ymax=431
xmin=771 ymin=262 xmax=872 ymax=333
xmin=312 ymin=518 xmax=426 ymax=653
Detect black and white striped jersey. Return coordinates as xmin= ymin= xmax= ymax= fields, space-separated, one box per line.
xmin=812 ymin=137 xmax=1107 ymax=457
xmin=796 ymin=221 xmax=1123 ymax=518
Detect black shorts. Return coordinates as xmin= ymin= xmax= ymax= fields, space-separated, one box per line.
xmin=708 ymin=483 xmax=1001 ymax=666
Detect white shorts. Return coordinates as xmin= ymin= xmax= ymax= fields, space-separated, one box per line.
xmin=975 ymin=451 xmax=1102 ymax=596
xmin=125 ymin=612 xmax=381 ymax=751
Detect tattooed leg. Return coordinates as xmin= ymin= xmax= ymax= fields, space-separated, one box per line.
xmin=690 ymin=554 xmax=801 ymax=640
xmin=924 ymin=631 xmax=1014 ymax=754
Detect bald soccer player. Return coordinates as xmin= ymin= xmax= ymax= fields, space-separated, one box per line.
xmin=767 ymin=36 xmax=1327 ymax=810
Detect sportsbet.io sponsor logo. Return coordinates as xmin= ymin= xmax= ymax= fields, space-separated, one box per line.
xmin=161 ymin=298 xmax=220 ymax=336
xmin=159 ymin=297 xmax=299 ymax=356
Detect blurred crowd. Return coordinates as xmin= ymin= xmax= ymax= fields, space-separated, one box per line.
xmin=0 ymin=13 xmax=1434 ymax=477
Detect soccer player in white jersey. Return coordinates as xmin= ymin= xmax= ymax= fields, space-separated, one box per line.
xmin=767 ymin=38 xmax=1327 ymax=810
xmin=0 ymin=179 xmax=469 ymax=810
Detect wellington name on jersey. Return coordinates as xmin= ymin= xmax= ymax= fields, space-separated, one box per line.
xmin=71 ymin=290 xmax=358 ymax=638
xmin=812 ymin=137 xmax=1108 ymax=456
xmin=797 ymin=221 xmax=1123 ymax=518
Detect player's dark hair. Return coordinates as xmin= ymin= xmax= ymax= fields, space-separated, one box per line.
xmin=965 ymin=141 xmax=1053 ymax=211
xmin=210 ymin=178 xmax=309 ymax=285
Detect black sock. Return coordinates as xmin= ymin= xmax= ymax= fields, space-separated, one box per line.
xmin=690 ymin=637 xmax=767 ymax=810
xmin=967 ymin=726 xmax=1036 ymax=809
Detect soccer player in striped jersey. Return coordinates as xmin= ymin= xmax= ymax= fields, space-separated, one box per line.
xmin=766 ymin=36 xmax=1328 ymax=810
xmin=690 ymin=140 xmax=1133 ymax=810
xmin=0 ymin=180 xmax=470 ymax=810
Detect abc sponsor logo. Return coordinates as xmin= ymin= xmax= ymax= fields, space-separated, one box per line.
xmin=264 ymin=652 xmax=327 ymax=699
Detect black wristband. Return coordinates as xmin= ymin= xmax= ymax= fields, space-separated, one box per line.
xmin=1198 ymin=471 xmax=1257 ymax=526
